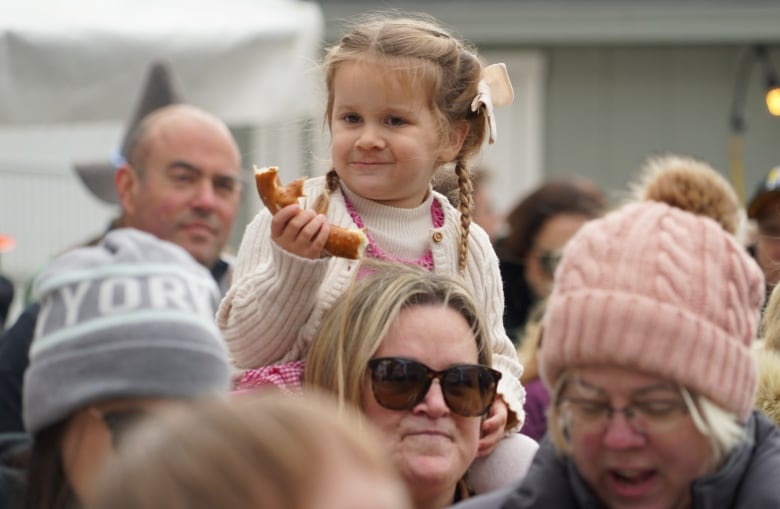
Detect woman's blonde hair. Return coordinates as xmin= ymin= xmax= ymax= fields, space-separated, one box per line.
xmin=321 ymin=14 xmax=490 ymax=272
xmin=760 ymin=283 xmax=780 ymax=351
xmin=305 ymin=261 xmax=492 ymax=411
xmin=546 ymin=369 xmax=744 ymax=468
xmin=92 ymin=391 xmax=408 ymax=509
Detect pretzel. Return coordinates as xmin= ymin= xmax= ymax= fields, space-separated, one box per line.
xmin=254 ymin=166 xmax=367 ymax=260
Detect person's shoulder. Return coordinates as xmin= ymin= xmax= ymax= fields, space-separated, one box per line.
xmin=467 ymin=218 xmax=492 ymax=240
xmin=212 ymin=256 xmax=234 ymax=295
xmin=431 ymin=188 xmax=453 ymax=206
xmin=0 ymin=431 xmax=30 ymax=505
xmin=430 ymin=191 xmax=495 ymax=258
xmin=0 ymin=432 xmax=30 ymax=463
xmin=452 ymin=484 xmax=517 ymax=509
xmin=724 ymin=411 xmax=780 ymax=505
xmin=456 ymin=439 xmax=580 ymax=509
xmin=0 ymin=303 xmax=41 ymax=348
xmin=750 ymin=410 xmax=780 ymax=453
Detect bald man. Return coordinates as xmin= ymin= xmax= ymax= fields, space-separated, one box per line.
xmin=117 ymin=105 xmax=242 ymax=279
xmin=0 ymin=105 xmax=243 ymax=432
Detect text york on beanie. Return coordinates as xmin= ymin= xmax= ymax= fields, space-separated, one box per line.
xmin=36 ymin=274 xmax=215 ymax=336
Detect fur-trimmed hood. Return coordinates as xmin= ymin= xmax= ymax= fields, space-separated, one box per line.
xmin=755 ymin=347 xmax=780 ymax=426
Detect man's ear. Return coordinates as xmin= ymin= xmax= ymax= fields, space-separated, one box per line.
xmin=115 ymin=164 xmax=139 ymax=216
xmin=439 ymin=122 xmax=469 ymax=163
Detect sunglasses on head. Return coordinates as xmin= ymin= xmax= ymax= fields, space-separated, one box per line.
xmin=367 ymin=357 xmax=501 ymax=417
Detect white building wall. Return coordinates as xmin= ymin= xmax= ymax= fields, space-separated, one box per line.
xmin=0 ymin=125 xmax=120 ymax=283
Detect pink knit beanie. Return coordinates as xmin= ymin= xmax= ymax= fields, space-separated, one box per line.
xmin=540 ymin=155 xmax=765 ymax=420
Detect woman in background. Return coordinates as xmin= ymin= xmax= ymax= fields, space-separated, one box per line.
xmin=496 ymin=179 xmax=606 ymax=342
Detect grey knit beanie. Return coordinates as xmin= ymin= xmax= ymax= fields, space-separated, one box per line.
xmin=23 ymin=228 xmax=232 ymax=434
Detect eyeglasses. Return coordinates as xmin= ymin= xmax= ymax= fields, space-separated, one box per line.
xmin=89 ymin=407 xmax=148 ymax=448
xmin=559 ymin=396 xmax=689 ymax=436
xmin=367 ymin=357 xmax=501 ymax=417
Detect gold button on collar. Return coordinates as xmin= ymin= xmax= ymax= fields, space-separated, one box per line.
xmin=432 ymin=232 xmax=443 ymax=243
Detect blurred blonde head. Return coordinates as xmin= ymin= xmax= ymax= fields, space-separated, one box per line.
xmin=92 ymin=391 xmax=410 ymax=509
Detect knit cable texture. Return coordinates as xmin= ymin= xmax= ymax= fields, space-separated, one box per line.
xmin=542 ymin=201 xmax=764 ymax=419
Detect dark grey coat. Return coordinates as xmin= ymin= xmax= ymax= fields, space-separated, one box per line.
xmin=454 ymin=410 xmax=780 ymax=509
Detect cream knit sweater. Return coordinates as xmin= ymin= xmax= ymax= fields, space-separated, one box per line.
xmin=216 ymin=176 xmax=526 ymax=428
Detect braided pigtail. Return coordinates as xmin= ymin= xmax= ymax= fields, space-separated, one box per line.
xmin=313 ymin=169 xmax=341 ymax=214
xmin=325 ymin=168 xmax=341 ymax=193
xmin=454 ymin=159 xmax=474 ymax=272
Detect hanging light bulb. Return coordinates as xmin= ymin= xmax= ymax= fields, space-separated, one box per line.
xmin=759 ymin=46 xmax=780 ymax=116
xmin=767 ymin=79 xmax=780 ymax=116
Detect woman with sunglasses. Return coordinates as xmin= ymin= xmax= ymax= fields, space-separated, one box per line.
xmin=305 ymin=262 xmax=538 ymax=509
xmin=455 ymin=155 xmax=780 ymax=509
xmin=0 ymin=229 xmax=232 ymax=509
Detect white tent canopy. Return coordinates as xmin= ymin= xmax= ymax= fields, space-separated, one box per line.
xmin=0 ymin=0 xmax=324 ymax=126
xmin=0 ymin=0 xmax=325 ymax=301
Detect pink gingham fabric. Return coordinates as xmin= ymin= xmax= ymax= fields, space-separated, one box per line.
xmin=233 ymin=360 xmax=305 ymax=397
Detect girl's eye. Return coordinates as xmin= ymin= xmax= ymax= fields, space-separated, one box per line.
xmin=386 ymin=116 xmax=406 ymax=127
xmin=342 ymin=114 xmax=361 ymax=124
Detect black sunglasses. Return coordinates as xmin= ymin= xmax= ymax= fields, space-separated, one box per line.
xmin=90 ymin=407 xmax=148 ymax=449
xmin=367 ymin=357 xmax=501 ymax=417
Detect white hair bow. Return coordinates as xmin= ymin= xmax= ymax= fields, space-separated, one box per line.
xmin=470 ymin=63 xmax=514 ymax=144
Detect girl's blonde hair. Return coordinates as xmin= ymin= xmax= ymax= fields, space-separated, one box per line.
xmin=305 ymin=261 xmax=492 ymax=411
xmin=321 ymin=14 xmax=490 ymax=271
xmin=92 ymin=391 xmax=408 ymax=509
xmin=546 ymin=370 xmax=744 ymax=469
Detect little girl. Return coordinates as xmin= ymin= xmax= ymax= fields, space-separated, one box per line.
xmin=218 ymin=14 xmax=532 ymax=490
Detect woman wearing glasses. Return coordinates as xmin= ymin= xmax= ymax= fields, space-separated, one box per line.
xmin=305 ymin=262 xmax=538 ymax=509
xmin=456 ymin=155 xmax=780 ymax=509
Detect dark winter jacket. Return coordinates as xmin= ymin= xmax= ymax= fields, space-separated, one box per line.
xmin=454 ymin=410 xmax=780 ymax=509
xmin=0 ymin=433 xmax=29 ymax=509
